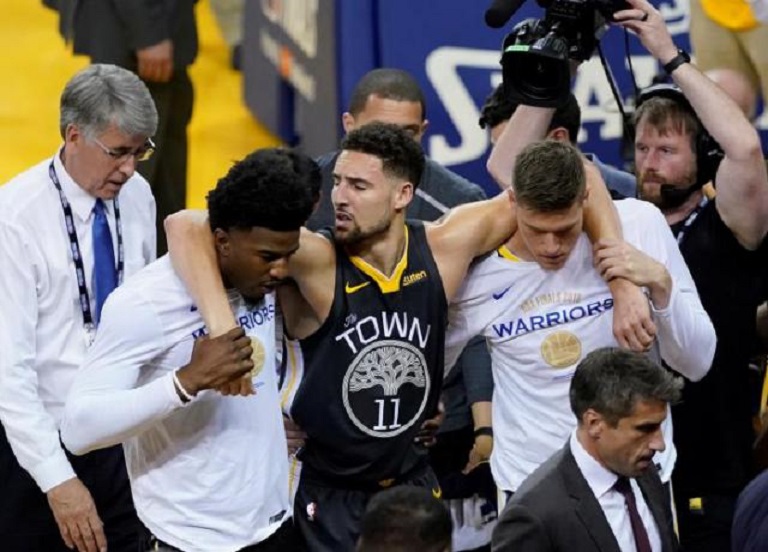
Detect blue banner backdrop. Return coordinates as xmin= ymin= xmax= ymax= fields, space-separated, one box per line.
xmin=243 ymin=0 xmax=767 ymax=196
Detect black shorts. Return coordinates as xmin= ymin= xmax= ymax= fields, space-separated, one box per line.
xmin=293 ymin=466 xmax=440 ymax=552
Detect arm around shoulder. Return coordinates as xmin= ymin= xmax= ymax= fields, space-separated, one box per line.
xmin=165 ymin=209 xmax=236 ymax=336
xmin=427 ymin=191 xmax=516 ymax=299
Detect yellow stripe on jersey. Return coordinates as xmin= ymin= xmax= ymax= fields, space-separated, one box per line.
xmin=497 ymin=244 xmax=522 ymax=262
xmin=349 ymin=225 xmax=409 ymax=293
xmin=288 ymin=456 xmax=301 ymax=500
xmin=281 ymin=340 xmax=301 ymax=412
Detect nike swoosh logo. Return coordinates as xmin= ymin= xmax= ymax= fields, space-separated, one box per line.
xmin=492 ymin=286 xmax=513 ymax=300
xmin=345 ymin=281 xmax=371 ymax=294
xmin=432 ymin=487 xmax=442 ymax=500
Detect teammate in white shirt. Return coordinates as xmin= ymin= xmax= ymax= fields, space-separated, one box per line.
xmin=61 ymin=149 xmax=318 ymax=552
xmin=0 ymin=64 xmax=157 ymax=552
xmin=446 ymin=140 xmax=716 ymax=495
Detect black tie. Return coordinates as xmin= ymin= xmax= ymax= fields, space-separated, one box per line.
xmin=613 ymin=476 xmax=652 ymax=552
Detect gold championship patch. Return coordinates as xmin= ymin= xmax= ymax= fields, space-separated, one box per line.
xmin=541 ymin=331 xmax=582 ymax=368
xmin=249 ymin=337 xmax=266 ymax=379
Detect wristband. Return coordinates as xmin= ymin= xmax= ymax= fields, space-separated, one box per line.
xmin=172 ymin=371 xmax=195 ymax=403
xmin=474 ymin=426 xmax=493 ymax=438
xmin=663 ymin=49 xmax=691 ymax=75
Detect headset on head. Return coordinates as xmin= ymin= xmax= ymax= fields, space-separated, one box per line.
xmin=635 ymin=83 xmax=724 ymax=188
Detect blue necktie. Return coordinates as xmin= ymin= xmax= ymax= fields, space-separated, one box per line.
xmin=92 ymin=199 xmax=117 ymax=324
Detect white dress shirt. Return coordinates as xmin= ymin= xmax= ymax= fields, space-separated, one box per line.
xmin=445 ymin=199 xmax=715 ymax=492
xmin=570 ymin=432 xmax=662 ymax=552
xmin=0 ymin=151 xmax=155 ymax=492
xmin=61 ymin=257 xmax=291 ymax=552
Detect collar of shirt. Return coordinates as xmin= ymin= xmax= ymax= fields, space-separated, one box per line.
xmin=52 ymin=148 xmax=110 ymax=222
xmin=569 ymin=431 xmax=619 ymax=499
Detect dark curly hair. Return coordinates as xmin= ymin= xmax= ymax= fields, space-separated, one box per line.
xmin=340 ymin=122 xmax=425 ymax=189
xmin=207 ymin=148 xmax=318 ymax=232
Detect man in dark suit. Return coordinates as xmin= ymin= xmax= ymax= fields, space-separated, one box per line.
xmin=58 ymin=0 xmax=198 ymax=255
xmin=492 ymin=348 xmax=681 ymax=552
xmin=732 ymin=469 xmax=768 ymax=552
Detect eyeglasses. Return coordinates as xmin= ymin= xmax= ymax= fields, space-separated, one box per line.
xmin=91 ymin=136 xmax=155 ymax=163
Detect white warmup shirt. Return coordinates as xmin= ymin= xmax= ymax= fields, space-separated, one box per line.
xmin=0 ymin=152 xmax=155 ymax=492
xmin=61 ymin=256 xmax=291 ymax=552
xmin=446 ymin=199 xmax=715 ymax=492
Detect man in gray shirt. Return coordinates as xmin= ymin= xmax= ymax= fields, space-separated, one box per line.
xmin=307 ymin=68 xmax=487 ymax=230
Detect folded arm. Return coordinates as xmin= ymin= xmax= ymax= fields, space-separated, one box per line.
xmin=643 ymin=208 xmax=715 ymax=380
xmin=60 ymin=291 xmax=184 ymax=455
xmin=583 ymin=162 xmax=656 ymax=351
xmin=597 ymin=203 xmax=715 ymax=380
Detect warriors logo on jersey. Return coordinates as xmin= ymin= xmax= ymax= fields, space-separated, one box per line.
xmin=342 ymin=338 xmax=430 ymax=438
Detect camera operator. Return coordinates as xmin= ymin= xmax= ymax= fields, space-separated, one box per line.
xmin=617 ymin=1 xmax=768 ymax=550
xmin=488 ymin=0 xmax=768 ymax=549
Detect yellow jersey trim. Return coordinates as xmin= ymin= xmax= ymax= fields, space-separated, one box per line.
xmin=497 ymin=244 xmax=522 ymax=262
xmin=349 ymin=226 xmax=409 ymax=294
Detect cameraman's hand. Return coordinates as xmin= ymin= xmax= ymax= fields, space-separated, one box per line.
xmin=176 ymin=327 xmax=254 ymax=397
xmin=612 ymin=0 xmax=678 ymax=65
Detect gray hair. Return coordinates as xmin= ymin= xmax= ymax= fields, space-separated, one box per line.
xmin=570 ymin=347 xmax=683 ymax=426
xmin=59 ymin=64 xmax=158 ymax=140
xmin=513 ymin=140 xmax=586 ymax=212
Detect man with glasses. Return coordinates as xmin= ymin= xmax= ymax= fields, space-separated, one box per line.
xmin=55 ymin=0 xmax=197 ymax=255
xmin=0 ymin=64 xmax=159 ymax=552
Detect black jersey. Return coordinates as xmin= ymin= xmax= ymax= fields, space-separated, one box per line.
xmin=286 ymin=222 xmax=447 ymax=486
xmin=671 ymin=199 xmax=767 ymax=497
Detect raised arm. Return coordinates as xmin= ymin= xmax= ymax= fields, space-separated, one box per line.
xmin=616 ymin=0 xmax=768 ymax=249
xmin=487 ymin=105 xmax=555 ymax=190
xmin=165 ymin=210 xmax=236 ymax=337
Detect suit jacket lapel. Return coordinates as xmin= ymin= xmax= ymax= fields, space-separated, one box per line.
xmin=561 ymin=443 xmax=622 ymax=552
xmin=637 ymin=473 xmax=678 ymax=552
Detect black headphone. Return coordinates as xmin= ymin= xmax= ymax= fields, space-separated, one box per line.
xmin=635 ymin=83 xmax=724 ymax=188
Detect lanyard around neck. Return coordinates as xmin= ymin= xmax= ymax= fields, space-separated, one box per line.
xmin=675 ymin=196 xmax=709 ymax=246
xmin=48 ymin=161 xmax=124 ymax=328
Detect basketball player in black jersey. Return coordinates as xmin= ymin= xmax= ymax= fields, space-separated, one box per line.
xmin=165 ymin=124 xmax=652 ymax=550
